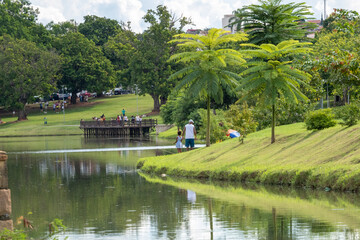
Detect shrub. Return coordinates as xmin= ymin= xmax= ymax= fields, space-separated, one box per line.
xmin=197 ymin=109 xmax=229 ymax=143
xmin=253 ymin=99 xmax=315 ymax=130
xmin=305 ymin=109 xmax=336 ymax=130
xmin=225 ymin=102 xmax=258 ymax=137
xmin=333 ymin=102 xmax=360 ymax=127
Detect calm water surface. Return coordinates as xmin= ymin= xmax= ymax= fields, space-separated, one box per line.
xmin=1 ymin=136 xmax=360 ymax=239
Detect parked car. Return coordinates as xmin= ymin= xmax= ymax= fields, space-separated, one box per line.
xmin=80 ymin=92 xmax=92 ymax=97
xmin=58 ymin=93 xmax=71 ymax=99
xmin=50 ymin=93 xmax=59 ymax=101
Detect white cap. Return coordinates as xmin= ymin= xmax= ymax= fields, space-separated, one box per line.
xmin=189 ymin=119 xmax=194 ymax=123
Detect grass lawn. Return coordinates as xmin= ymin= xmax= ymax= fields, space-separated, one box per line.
xmin=0 ymin=94 xmax=159 ymax=137
xmin=138 ymin=122 xmax=360 ymax=191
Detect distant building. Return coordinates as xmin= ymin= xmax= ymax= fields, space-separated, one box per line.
xmin=306 ymin=20 xmax=323 ymax=38
xmin=186 ymin=29 xmax=201 ymax=35
xmin=186 ymin=28 xmax=209 ymax=35
xmin=222 ymin=14 xmax=236 ymax=33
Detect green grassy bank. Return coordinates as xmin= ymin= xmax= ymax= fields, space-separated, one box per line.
xmin=137 ymin=122 xmax=360 ymax=191
xmin=0 ymin=94 xmax=156 ymax=137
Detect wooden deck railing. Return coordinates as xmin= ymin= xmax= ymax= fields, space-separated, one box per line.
xmin=80 ymin=119 xmax=158 ymax=128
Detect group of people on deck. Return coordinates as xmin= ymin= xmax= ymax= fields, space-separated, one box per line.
xmin=116 ymin=114 xmax=142 ymax=123
xmin=91 ymin=109 xmax=143 ymax=124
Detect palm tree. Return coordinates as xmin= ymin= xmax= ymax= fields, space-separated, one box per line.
xmin=229 ymin=0 xmax=315 ymax=45
xmin=168 ymin=28 xmax=248 ymax=147
xmin=239 ymin=40 xmax=312 ymax=143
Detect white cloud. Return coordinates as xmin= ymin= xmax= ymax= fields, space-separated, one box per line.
xmin=163 ymin=0 xmax=237 ymax=29
xmin=29 ymin=0 xmax=360 ymax=32
xmin=31 ymin=0 xmax=145 ymax=32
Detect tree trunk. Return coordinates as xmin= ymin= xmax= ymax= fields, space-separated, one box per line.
xmin=151 ymin=94 xmax=160 ymax=112
xmin=271 ymin=104 xmax=275 ymax=144
xmin=17 ymin=108 xmax=27 ymax=121
xmin=71 ymin=91 xmax=77 ymax=104
xmin=206 ymin=96 xmax=211 ymax=147
xmin=342 ymin=87 xmax=348 ymax=105
xmin=160 ymin=96 xmax=167 ymax=106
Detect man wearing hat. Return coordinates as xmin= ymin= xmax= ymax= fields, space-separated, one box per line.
xmin=183 ymin=119 xmax=197 ymax=151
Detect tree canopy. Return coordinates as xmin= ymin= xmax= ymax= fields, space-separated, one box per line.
xmin=229 ymin=0 xmax=315 ymax=44
xmin=169 ymin=28 xmax=249 ymax=146
xmin=53 ymin=32 xmax=115 ymax=104
xmin=239 ymin=40 xmax=312 ymax=143
xmin=78 ymin=15 xmax=123 ymax=46
xmin=0 ymin=35 xmax=61 ymax=120
xmin=129 ymin=5 xmax=192 ymax=111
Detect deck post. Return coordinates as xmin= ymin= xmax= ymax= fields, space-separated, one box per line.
xmin=0 ymin=151 xmax=13 ymax=231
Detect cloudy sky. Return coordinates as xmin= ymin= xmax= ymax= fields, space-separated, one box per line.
xmin=30 ymin=0 xmax=360 ymax=33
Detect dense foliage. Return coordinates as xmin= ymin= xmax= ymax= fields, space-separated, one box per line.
xmin=305 ymin=109 xmax=336 ymax=130
xmin=0 ymin=35 xmax=61 ymax=120
xmin=229 ymin=0 xmax=315 ymax=44
xmin=129 ymin=5 xmax=192 ymax=111
xmin=1 ymin=0 xmax=360 ymax=144
xmin=53 ymin=32 xmax=115 ymax=104
xmin=169 ymin=28 xmax=248 ymax=146
xmin=333 ymin=103 xmax=360 ymax=126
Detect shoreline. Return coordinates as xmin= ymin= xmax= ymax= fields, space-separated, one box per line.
xmin=137 ymin=122 xmax=360 ymax=192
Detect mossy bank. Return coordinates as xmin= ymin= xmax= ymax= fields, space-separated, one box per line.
xmin=137 ymin=122 xmax=360 ymax=192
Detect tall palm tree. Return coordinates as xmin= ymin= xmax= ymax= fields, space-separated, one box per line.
xmin=229 ymin=0 xmax=315 ymax=45
xmin=168 ymin=28 xmax=248 ymax=147
xmin=239 ymin=40 xmax=312 ymax=143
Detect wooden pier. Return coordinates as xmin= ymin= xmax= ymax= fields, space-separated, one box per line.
xmin=80 ymin=119 xmax=158 ymax=137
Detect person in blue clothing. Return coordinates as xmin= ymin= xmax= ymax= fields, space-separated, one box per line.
xmin=122 ymin=108 xmax=126 ymax=116
xmin=174 ymin=131 xmax=183 ymax=153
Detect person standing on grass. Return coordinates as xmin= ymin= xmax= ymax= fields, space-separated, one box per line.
xmin=122 ymin=108 xmax=126 ymax=116
xmin=174 ymin=131 xmax=183 ymax=153
xmin=183 ymin=119 xmax=196 ymax=151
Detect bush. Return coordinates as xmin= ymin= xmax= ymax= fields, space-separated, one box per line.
xmin=333 ymin=103 xmax=360 ymax=127
xmin=198 ymin=109 xmax=229 ymax=143
xmin=160 ymin=92 xmax=205 ymax=129
xmin=305 ymin=109 xmax=336 ymax=130
xmin=225 ymin=102 xmax=258 ymax=137
xmin=253 ymin=100 xmax=315 ymax=130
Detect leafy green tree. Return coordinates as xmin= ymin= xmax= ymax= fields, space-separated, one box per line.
xmin=78 ymin=15 xmax=122 ymax=46
xmin=53 ymin=32 xmax=115 ymax=104
xmin=46 ymin=20 xmax=78 ymax=37
xmin=160 ymin=91 xmax=205 ymax=129
xmin=0 ymin=35 xmax=61 ymax=120
xmin=313 ymin=32 xmax=360 ymax=105
xmin=240 ymin=40 xmax=312 ymax=143
xmin=103 ymin=26 xmax=137 ymax=88
xmin=0 ymin=0 xmax=37 ymax=40
xmin=0 ymin=0 xmax=52 ymax=46
xmin=323 ymin=9 xmax=360 ymax=34
xmin=129 ymin=5 xmax=191 ymax=111
xmin=229 ymin=0 xmax=315 ymax=44
xmin=169 ymin=28 xmax=248 ymax=146
xmin=197 ymin=109 xmax=229 ymax=143
xmin=225 ymin=102 xmax=258 ymax=137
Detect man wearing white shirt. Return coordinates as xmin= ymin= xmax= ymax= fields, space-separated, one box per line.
xmin=183 ymin=119 xmax=197 ymax=151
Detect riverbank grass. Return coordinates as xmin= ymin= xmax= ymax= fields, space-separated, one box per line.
xmin=0 ymin=94 xmax=156 ymax=136
xmin=138 ymin=122 xmax=360 ymax=191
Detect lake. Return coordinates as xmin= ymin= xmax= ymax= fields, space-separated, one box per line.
xmin=1 ymin=135 xmax=360 ymax=239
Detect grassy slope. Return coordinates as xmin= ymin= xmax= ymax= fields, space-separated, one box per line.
xmin=138 ymin=122 xmax=360 ymax=191
xmin=0 ymin=94 xmax=156 ymax=136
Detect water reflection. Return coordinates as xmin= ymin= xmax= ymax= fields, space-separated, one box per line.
xmin=141 ymin=174 xmax=360 ymax=240
xmin=2 ymin=136 xmax=360 ymax=239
